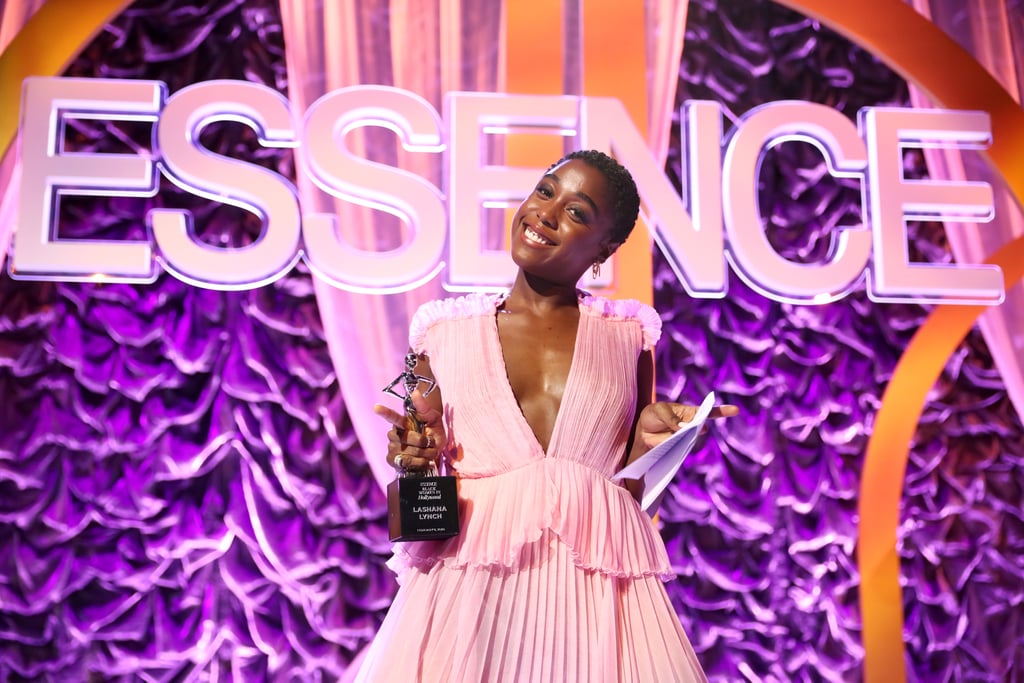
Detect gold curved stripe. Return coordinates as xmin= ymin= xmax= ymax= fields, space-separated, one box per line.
xmin=775 ymin=1 xmax=1024 ymax=681
xmin=0 ymin=0 xmax=133 ymax=160
xmin=860 ymin=237 xmax=1024 ymax=680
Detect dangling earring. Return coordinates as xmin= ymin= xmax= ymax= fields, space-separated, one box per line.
xmin=591 ymin=261 xmax=602 ymax=278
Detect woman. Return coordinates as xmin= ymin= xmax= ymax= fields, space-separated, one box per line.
xmin=356 ymin=150 xmax=735 ymax=682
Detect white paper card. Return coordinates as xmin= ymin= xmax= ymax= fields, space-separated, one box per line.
xmin=611 ymin=391 xmax=716 ymax=513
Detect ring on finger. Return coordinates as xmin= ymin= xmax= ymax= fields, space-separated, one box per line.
xmin=426 ymin=435 xmax=435 ymax=449
xmin=394 ymin=454 xmax=405 ymax=470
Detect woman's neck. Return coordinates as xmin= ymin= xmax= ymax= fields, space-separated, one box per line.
xmin=503 ymin=272 xmax=580 ymax=315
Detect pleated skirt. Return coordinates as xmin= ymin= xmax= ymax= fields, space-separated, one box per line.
xmin=353 ymin=529 xmax=707 ymax=682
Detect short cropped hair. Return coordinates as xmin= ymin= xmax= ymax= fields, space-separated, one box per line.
xmin=551 ymin=149 xmax=641 ymax=244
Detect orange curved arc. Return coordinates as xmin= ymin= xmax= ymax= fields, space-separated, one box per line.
xmin=0 ymin=0 xmax=132 ymax=160
xmin=775 ymin=1 xmax=1024 ymax=682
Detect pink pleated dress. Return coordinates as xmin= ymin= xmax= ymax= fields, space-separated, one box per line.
xmin=354 ymin=292 xmax=706 ymax=683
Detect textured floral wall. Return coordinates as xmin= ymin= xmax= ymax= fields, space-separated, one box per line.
xmin=0 ymin=0 xmax=1021 ymax=681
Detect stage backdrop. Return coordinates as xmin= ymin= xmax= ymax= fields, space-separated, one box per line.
xmin=0 ymin=1 xmax=1022 ymax=681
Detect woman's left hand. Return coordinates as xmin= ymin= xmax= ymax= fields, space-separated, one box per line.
xmin=633 ymin=400 xmax=739 ymax=453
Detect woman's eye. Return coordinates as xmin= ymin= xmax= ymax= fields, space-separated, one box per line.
xmin=568 ymin=207 xmax=586 ymax=222
xmin=536 ymin=185 xmax=552 ymax=197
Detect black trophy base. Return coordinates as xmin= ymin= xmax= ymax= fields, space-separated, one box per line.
xmin=387 ymin=474 xmax=460 ymax=541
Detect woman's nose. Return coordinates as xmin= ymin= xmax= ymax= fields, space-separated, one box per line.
xmin=536 ymin=203 xmax=554 ymax=226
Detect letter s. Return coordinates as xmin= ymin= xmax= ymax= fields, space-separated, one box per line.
xmin=153 ymin=80 xmax=301 ymax=289
xmin=300 ymin=85 xmax=445 ymax=293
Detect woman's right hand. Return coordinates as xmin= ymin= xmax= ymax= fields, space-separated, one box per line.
xmin=373 ymin=389 xmax=447 ymax=472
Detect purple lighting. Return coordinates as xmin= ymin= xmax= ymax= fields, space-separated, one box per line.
xmin=0 ymin=0 xmax=1021 ymax=681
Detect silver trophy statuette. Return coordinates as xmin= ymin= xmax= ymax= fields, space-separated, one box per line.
xmin=383 ymin=352 xmax=436 ymax=450
xmin=382 ymin=352 xmax=458 ymax=542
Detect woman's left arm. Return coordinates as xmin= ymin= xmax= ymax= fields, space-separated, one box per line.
xmin=620 ymin=350 xmax=740 ymax=503
xmin=620 ymin=349 xmax=656 ymax=501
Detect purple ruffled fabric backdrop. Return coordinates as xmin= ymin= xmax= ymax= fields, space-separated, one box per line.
xmin=0 ymin=0 xmax=1021 ymax=681
xmin=1 ymin=2 xmax=391 ymax=681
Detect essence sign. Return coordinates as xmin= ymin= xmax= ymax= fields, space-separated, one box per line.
xmin=13 ymin=76 xmax=1005 ymax=305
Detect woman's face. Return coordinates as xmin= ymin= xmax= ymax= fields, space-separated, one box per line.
xmin=509 ymin=159 xmax=619 ymax=285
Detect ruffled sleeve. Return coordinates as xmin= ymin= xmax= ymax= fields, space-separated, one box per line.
xmin=578 ymin=294 xmax=662 ymax=350
xmin=408 ymin=292 xmax=504 ymax=354
xmin=408 ymin=300 xmax=446 ymax=354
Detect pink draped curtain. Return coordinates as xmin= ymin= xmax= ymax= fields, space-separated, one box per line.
xmin=278 ymin=0 xmax=505 ymax=491
xmin=907 ymin=0 xmax=1024 ymax=424
xmin=278 ymin=0 xmax=500 ymax=490
xmin=278 ymin=0 xmax=688 ymax=491
xmin=648 ymin=0 xmax=690 ymax=165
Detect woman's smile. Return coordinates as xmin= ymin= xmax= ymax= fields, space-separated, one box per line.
xmin=522 ymin=225 xmax=556 ymax=246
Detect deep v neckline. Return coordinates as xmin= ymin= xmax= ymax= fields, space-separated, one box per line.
xmin=492 ymin=293 xmax=586 ymax=458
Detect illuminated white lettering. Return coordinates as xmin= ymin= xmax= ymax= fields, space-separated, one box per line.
xmin=11 ymin=77 xmax=1005 ymax=306
xmin=723 ymin=101 xmax=870 ymax=304
xmin=154 ymin=80 xmax=302 ymax=289
xmin=301 ymin=85 xmax=446 ymax=294
xmin=583 ymin=96 xmax=727 ymax=296
xmin=446 ymin=92 xmax=579 ymax=290
xmin=861 ymin=108 xmax=1002 ymax=304
xmin=14 ymin=77 xmax=162 ymax=281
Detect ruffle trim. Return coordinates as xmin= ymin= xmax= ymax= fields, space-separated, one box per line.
xmin=408 ymin=292 xmax=504 ymax=354
xmin=387 ymin=459 xmax=675 ymax=582
xmin=408 ymin=291 xmax=662 ymax=353
xmin=578 ymin=293 xmax=662 ymax=350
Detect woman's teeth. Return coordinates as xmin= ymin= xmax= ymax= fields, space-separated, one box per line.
xmin=525 ymin=227 xmax=553 ymax=245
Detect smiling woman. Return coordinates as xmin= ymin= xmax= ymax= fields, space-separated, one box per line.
xmin=360 ymin=150 xmax=737 ymax=682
